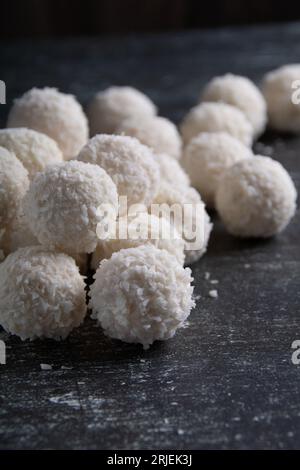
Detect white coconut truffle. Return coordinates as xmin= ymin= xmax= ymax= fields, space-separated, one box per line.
xmin=0 ymin=146 xmax=29 ymax=241
xmin=153 ymin=184 xmax=212 ymax=265
xmin=77 ymin=134 xmax=160 ymax=213
xmin=23 ymin=161 xmax=118 ymax=254
xmin=0 ymin=246 xmax=86 ymax=340
xmin=90 ymin=245 xmax=195 ymax=349
xmin=180 ymin=102 xmax=253 ymax=146
xmin=216 ymin=156 xmax=297 ymax=238
xmin=201 ymin=74 xmax=267 ymax=137
xmin=7 ymin=87 xmax=89 ymax=160
xmin=262 ymin=64 xmax=300 ymax=133
xmin=91 ymin=212 xmax=185 ymax=269
xmin=0 ymin=128 xmax=63 ymax=178
xmin=88 ymin=86 xmax=157 ymax=136
xmin=117 ymin=115 xmax=182 ymax=160
xmin=155 ymin=152 xmax=190 ymax=188
xmin=182 ymin=132 xmax=253 ymax=207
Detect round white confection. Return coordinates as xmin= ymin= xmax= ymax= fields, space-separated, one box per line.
xmin=90 ymin=245 xmax=195 ymax=349
xmin=216 ymin=156 xmax=297 ymax=237
xmin=0 ymin=246 xmax=87 ymax=340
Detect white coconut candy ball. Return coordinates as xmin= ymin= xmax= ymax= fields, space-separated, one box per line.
xmin=201 ymin=74 xmax=267 ymax=137
xmin=262 ymin=64 xmax=300 ymax=133
xmin=23 ymin=160 xmax=118 ymax=254
xmin=90 ymin=245 xmax=195 ymax=349
xmin=77 ymin=135 xmax=160 ymax=213
xmin=0 ymin=128 xmax=63 ymax=178
xmin=180 ymin=102 xmax=253 ymax=146
xmin=216 ymin=156 xmax=297 ymax=238
xmin=88 ymin=86 xmax=157 ymax=136
xmin=0 ymin=247 xmax=86 ymax=340
xmin=153 ymin=184 xmax=212 ymax=265
xmin=91 ymin=212 xmax=185 ymax=269
xmin=182 ymin=132 xmax=253 ymax=208
xmin=7 ymin=87 xmax=89 ymax=160
xmin=0 ymin=146 xmax=29 ymax=241
xmin=117 ymin=115 xmax=182 ymax=160
xmin=155 ymin=152 xmax=190 ymax=188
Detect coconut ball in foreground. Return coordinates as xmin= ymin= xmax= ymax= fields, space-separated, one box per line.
xmin=216 ymin=156 xmax=297 ymax=238
xmin=88 ymin=86 xmax=157 ymax=135
xmin=23 ymin=161 xmax=118 ymax=254
xmin=0 ymin=146 xmax=29 ymax=239
xmin=153 ymin=184 xmax=212 ymax=265
xmin=77 ymin=134 xmax=160 ymax=213
xmin=0 ymin=128 xmax=63 ymax=178
xmin=7 ymin=87 xmax=89 ymax=160
xmin=182 ymin=132 xmax=253 ymax=208
xmin=91 ymin=212 xmax=185 ymax=269
xmin=201 ymin=74 xmax=267 ymax=137
xmin=155 ymin=152 xmax=190 ymax=188
xmin=262 ymin=64 xmax=300 ymax=133
xmin=180 ymin=102 xmax=253 ymax=146
xmin=90 ymin=245 xmax=195 ymax=349
xmin=0 ymin=247 xmax=86 ymax=340
xmin=117 ymin=115 xmax=182 ymax=160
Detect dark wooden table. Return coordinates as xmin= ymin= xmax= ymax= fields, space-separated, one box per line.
xmin=0 ymin=22 xmax=300 ymax=450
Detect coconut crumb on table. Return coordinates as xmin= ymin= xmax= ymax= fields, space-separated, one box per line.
xmin=204 ymin=271 xmax=210 ymax=280
xmin=209 ymin=289 xmax=218 ymax=299
xmin=210 ymin=279 xmax=219 ymax=284
xmin=40 ymin=363 xmax=52 ymax=370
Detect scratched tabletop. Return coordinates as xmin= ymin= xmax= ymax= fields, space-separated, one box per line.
xmin=0 ymin=22 xmax=300 ymax=450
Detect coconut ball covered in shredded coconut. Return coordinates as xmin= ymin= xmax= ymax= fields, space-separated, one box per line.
xmin=87 ymin=86 xmax=157 ymax=136
xmin=182 ymin=132 xmax=253 ymax=208
xmin=0 ymin=246 xmax=87 ymax=340
xmin=0 ymin=146 xmax=29 ymax=242
xmin=155 ymin=153 xmax=190 ymax=188
xmin=0 ymin=128 xmax=63 ymax=178
xmin=153 ymin=184 xmax=212 ymax=265
xmin=91 ymin=212 xmax=185 ymax=269
xmin=116 ymin=115 xmax=182 ymax=160
xmin=77 ymin=134 xmax=160 ymax=212
xmin=180 ymin=102 xmax=253 ymax=146
xmin=23 ymin=160 xmax=118 ymax=254
xmin=90 ymin=245 xmax=195 ymax=349
xmin=201 ymin=74 xmax=267 ymax=137
xmin=262 ymin=64 xmax=300 ymax=133
xmin=216 ymin=156 xmax=297 ymax=238
xmin=7 ymin=87 xmax=89 ymax=160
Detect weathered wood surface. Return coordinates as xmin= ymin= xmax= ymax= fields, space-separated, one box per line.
xmin=0 ymin=22 xmax=300 ymax=450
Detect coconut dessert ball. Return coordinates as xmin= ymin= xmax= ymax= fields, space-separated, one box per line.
xmin=180 ymin=102 xmax=253 ymax=146
xmin=262 ymin=64 xmax=300 ymax=133
xmin=90 ymin=245 xmax=195 ymax=349
xmin=0 ymin=247 xmax=86 ymax=340
xmin=23 ymin=161 xmax=118 ymax=254
xmin=201 ymin=74 xmax=267 ymax=137
xmin=117 ymin=115 xmax=182 ymax=160
xmin=182 ymin=132 xmax=253 ymax=207
xmin=88 ymin=86 xmax=157 ymax=136
xmin=77 ymin=135 xmax=160 ymax=213
xmin=155 ymin=152 xmax=190 ymax=188
xmin=153 ymin=184 xmax=212 ymax=265
xmin=0 ymin=146 xmax=29 ymax=236
xmin=216 ymin=156 xmax=297 ymax=238
xmin=91 ymin=212 xmax=185 ymax=269
xmin=0 ymin=128 xmax=63 ymax=178
xmin=7 ymin=87 xmax=88 ymax=160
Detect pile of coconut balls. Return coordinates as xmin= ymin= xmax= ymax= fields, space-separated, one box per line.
xmin=0 ymin=64 xmax=298 ymax=349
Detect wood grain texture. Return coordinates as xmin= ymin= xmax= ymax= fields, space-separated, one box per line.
xmin=0 ymin=22 xmax=300 ymax=450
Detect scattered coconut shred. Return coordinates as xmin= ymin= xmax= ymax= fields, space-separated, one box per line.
xmin=0 ymin=70 xmax=298 ymax=350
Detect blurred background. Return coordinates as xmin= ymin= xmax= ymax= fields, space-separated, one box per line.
xmin=2 ymin=0 xmax=300 ymax=38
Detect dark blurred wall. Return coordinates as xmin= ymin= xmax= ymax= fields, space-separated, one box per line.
xmin=2 ymin=0 xmax=300 ymax=38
